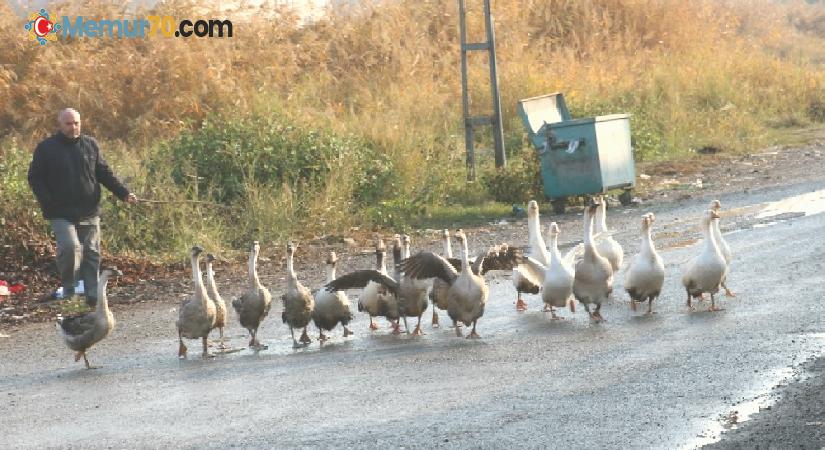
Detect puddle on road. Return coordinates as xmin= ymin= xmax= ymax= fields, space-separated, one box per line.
xmin=756 ymin=189 xmax=825 ymax=220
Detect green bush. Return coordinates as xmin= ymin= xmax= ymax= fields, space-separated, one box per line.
xmin=480 ymin=151 xmax=543 ymax=204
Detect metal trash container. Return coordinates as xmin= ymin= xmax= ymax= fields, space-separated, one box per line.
xmin=517 ymin=92 xmax=635 ymax=213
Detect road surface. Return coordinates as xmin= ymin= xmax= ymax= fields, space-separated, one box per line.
xmin=1 ymin=179 xmax=825 ymax=449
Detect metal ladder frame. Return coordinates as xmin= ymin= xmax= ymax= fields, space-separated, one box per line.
xmin=459 ymin=0 xmax=506 ymax=181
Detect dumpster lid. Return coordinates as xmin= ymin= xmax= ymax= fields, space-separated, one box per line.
xmin=517 ymin=93 xmax=572 ymax=149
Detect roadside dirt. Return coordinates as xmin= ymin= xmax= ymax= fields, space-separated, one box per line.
xmin=1 ymin=142 xmax=823 ymax=327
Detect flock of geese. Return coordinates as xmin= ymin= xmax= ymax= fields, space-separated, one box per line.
xmin=56 ymin=197 xmax=736 ymax=368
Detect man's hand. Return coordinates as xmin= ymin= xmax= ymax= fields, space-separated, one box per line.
xmin=125 ymin=193 xmax=138 ymax=204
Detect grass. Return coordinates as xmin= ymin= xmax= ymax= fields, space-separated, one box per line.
xmin=2 ymin=0 xmax=825 ymax=260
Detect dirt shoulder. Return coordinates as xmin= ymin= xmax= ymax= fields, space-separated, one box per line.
xmin=1 ymin=142 xmax=824 ymax=328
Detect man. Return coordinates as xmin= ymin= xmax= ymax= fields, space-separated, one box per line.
xmin=28 ymin=108 xmax=137 ymax=306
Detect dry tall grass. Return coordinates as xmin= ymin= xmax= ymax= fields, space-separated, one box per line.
xmin=2 ymin=0 xmax=824 ymax=257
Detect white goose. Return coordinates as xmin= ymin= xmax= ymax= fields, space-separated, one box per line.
xmin=594 ymin=195 xmax=624 ymax=273
xmin=312 ymin=251 xmax=354 ymax=342
xmin=205 ymin=253 xmax=227 ymax=348
xmin=400 ymin=230 xmax=521 ymax=338
xmin=430 ymin=229 xmax=452 ymax=328
xmin=512 ymin=200 xmax=548 ymax=311
xmin=681 ymin=209 xmax=727 ymax=312
xmin=710 ymin=200 xmax=736 ymax=297
xmin=573 ymin=203 xmax=614 ymax=322
xmin=515 ymin=222 xmax=577 ymax=320
xmin=624 ymin=213 xmax=665 ymax=314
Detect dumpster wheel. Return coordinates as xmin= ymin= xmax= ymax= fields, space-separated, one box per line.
xmin=551 ymin=197 xmax=566 ymax=214
xmin=619 ymin=189 xmax=633 ymax=206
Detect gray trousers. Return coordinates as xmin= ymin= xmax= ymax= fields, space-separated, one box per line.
xmin=50 ymin=217 xmax=100 ymax=303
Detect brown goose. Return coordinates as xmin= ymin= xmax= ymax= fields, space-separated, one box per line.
xmin=205 ymin=253 xmax=227 ymax=348
xmin=312 ymin=251 xmax=354 ymax=342
xmin=326 ymin=239 xmax=402 ymax=334
xmin=400 ymin=230 xmax=522 ymax=338
xmin=57 ymin=267 xmax=120 ymax=369
xmin=232 ymin=241 xmax=272 ymax=349
xmin=177 ymin=246 xmax=217 ymax=358
xmin=397 ymin=234 xmax=430 ymax=335
xmin=281 ymin=242 xmax=315 ymax=347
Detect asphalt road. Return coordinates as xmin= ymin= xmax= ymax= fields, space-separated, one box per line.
xmin=1 ymin=180 xmax=825 ymax=449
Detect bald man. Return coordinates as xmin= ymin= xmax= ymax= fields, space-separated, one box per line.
xmin=28 ymin=108 xmax=137 ymax=306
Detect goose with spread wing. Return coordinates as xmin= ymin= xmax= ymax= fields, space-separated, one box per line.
xmin=400 ymin=230 xmax=522 ymax=338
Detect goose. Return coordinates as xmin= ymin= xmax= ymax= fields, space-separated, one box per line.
xmin=57 ymin=267 xmax=120 ymax=369
xmin=624 ymin=213 xmax=665 ymax=314
xmin=232 ymin=241 xmax=272 ymax=349
xmin=710 ymin=200 xmax=736 ymax=297
xmin=177 ymin=246 xmax=217 ymax=358
xmin=682 ymin=209 xmax=727 ymax=312
xmin=281 ymin=241 xmax=315 ymax=347
xmin=400 ymin=229 xmax=522 ymax=338
xmin=430 ymin=229 xmax=453 ymax=328
xmin=352 ymin=238 xmax=400 ymax=333
xmin=573 ymin=203 xmax=614 ymax=322
xmin=594 ymin=195 xmax=624 ymax=273
xmin=205 ymin=253 xmax=227 ymax=348
xmin=325 ymin=240 xmax=402 ymax=334
xmin=512 ymin=200 xmax=547 ymax=311
xmin=514 ymin=222 xmax=577 ymax=320
xmin=397 ymin=234 xmax=430 ymax=335
xmin=312 ymin=251 xmax=355 ymax=342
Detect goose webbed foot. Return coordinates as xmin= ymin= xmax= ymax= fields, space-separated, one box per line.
xmin=342 ymin=326 xmax=354 ymax=337
xmin=549 ymin=307 xmax=562 ymax=320
xmin=319 ymin=331 xmax=328 ymax=343
xmin=630 ymin=299 xmax=638 ymax=312
xmin=299 ymin=328 xmax=312 ymax=344
xmin=368 ymin=319 xmax=379 ymax=331
xmin=202 ymin=338 xmax=215 ymax=358
xmin=724 ymin=287 xmax=737 ymax=298
xmin=515 ymin=296 xmax=528 ymax=312
xmin=178 ymin=340 xmax=188 ymax=359
xmin=466 ymin=321 xmax=480 ymax=339
xmin=81 ymin=353 xmax=100 ymax=369
xmin=431 ymin=311 xmax=440 ymax=328
xmin=411 ymin=325 xmax=424 ymax=336
xmin=391 ymin=321 xmax=402 ymax=335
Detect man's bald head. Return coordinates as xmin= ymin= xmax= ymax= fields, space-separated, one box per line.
xmin=57 ymin=108 xmax=81 ymax=139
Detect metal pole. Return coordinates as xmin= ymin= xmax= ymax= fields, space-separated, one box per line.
xmin=485 ymin=0 xmax=506 ymax=168
xmin=459 ymin=0 xmax=475 ymax=181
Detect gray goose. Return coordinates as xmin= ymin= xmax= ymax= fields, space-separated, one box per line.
xmin=232 ymin=241 xmax=272 ymax=349
xmin=177 ymin=246 xmax=217 ymax=358
xmin=396 ymin=234 xmax=430 ymax=335
xmin=57 ymin=267 xmax=120 ymax=369
xmin=430 ymin=229 xmax=453 ymax=328
xmin=312 ymin=251 xmax=355 ymax=342
xmin=281 ymin=242 xmax=315 ymax=347
xmin=400 ymin=230 xmax=522 ymax=338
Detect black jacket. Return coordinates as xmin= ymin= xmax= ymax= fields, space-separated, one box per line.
xmin=28 ymin=133 xmax=130 ymax=221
